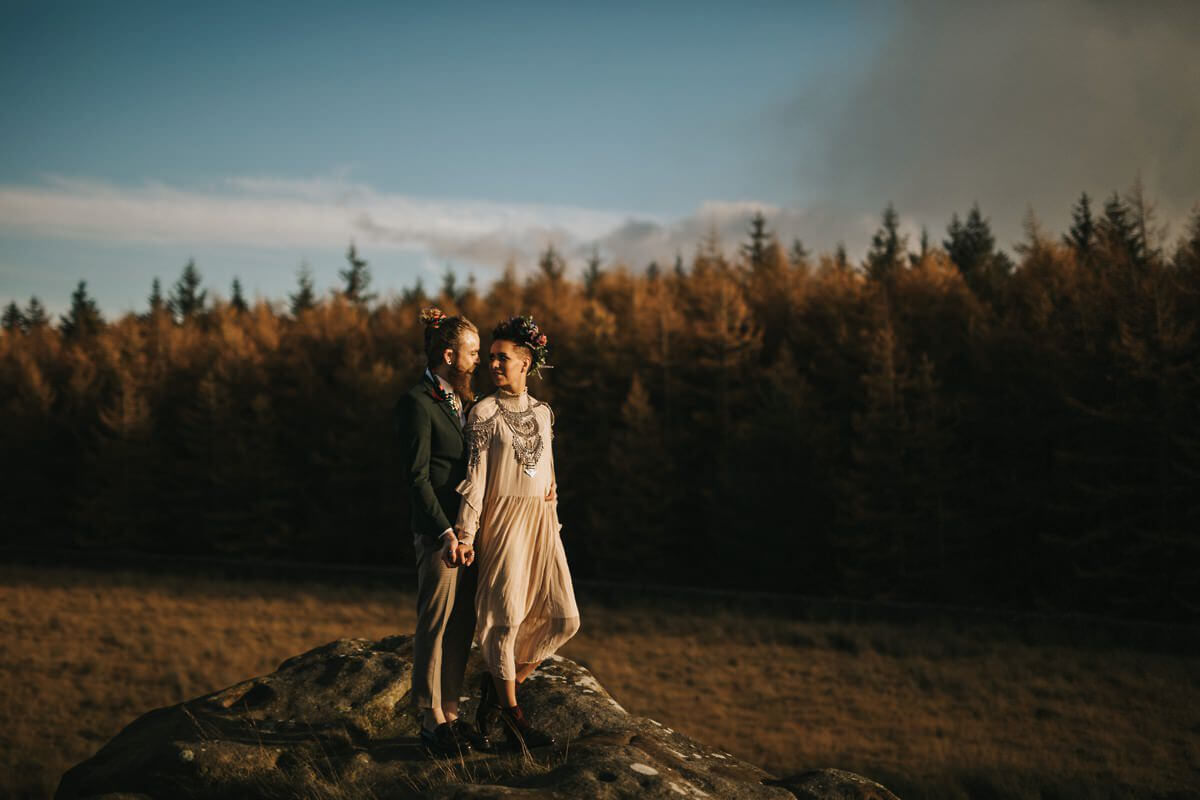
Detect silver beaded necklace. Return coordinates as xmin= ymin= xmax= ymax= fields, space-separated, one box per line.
xmin=466 ymin=391 xmax=545 ymax=477
xmin=496 ymin=401 xmax=543 ymax=477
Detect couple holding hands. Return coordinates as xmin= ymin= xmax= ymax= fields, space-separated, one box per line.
xmin=395 ymin=309 xmax=579 ymax=758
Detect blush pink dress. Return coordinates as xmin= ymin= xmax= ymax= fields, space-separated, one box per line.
xmin=454 ymin=388 xmax=580 ymax=680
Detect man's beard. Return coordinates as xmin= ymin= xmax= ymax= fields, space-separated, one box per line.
xmin=448 ymin=366 xmax=475 ymax=404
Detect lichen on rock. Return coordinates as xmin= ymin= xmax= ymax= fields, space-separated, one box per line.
xmin=56 ymin=635 xmax=898 ymax=800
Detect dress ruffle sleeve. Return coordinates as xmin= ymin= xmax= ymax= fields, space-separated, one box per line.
xmin=454 ymin=402 xmax=496 ymax=546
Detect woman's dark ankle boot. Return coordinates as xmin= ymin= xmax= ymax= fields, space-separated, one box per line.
xmin=499 ymin=703 xmax=556 ymax=750
xmin=476 ymin=671 xmax=500 ymax=737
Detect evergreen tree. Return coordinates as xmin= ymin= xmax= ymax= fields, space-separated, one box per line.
xmin=1097 ymin=192 xmax=1144 ymax=268
xmin=168 ymin=259 xmax=207 ymax=322
xmin=673 ymin=251 xmax=686 ymax=278
xmin=1064 ymin=191 xmax=1096 ymax=263
xmin=835 ymin=242 xmax=849 ymax=271
xmin=910 ymin=227 xmax=930 ymax=266
xmin=865 ymin=204 xmax=906 ymax=281
xmin=674 ymin=265 xmax=761 ymax=574
xmin=789 ymin=237 xmax=810 ymax=271
xmin=24 ymin=296 xmax=48 ymax=329
xmin=741 ymin=210 xmax=771 ymax=271
xmin=943 ymin=203 xmax=996 ymax=279
xmin=537 ymin=244 xmax=566 ymax=282
xmin=645 ymin=260 xmax=660 ymax=281
xmin=59 ymin=279 xmax=104 ymax=339
xmin=289 ymin=264 xmax=316 ymax=316
xmin=487 ymin=260 xmax=520 ymax=316
xmin=167 ymin=363 xmax=293 ymax=557
xmin=441 ymin=267 xmax=462 ymax=305
xmin=2 ymin=194 xmax=1197 ymax=617
xmin=1014 ymin=204 xmax=1051 ymax=258
xmin=583 ymin=247 xmax=603 ymax=297
xmin=589 ymin=373 xmax=675 ymax=574
xmin=340 ymin=242 xmax=375 ymax=305
xmin=457 ymin=272 xmax=483 ymax=321
xmin=1124 ymin=175 xmax=1163 ymax=267
xmin=836 ymin=325 xmax=960 ymax=597
xmin=74 ymin=366 xmax=160 ymax=550
xmin=2 ymin=301 xmax=25 ymax=333
xmin=147 ymin=277 xmax=166 ymax=316
xmin=738 ymin=341 xmax=835 ymax=586
xmin=400 ymin=277 xmax=427 ymax=306
xmin=695 ymin=224 xmax=724 ymax=273
xmin=1172 ymin=205 xmax=1200 ymax=272
xmin=681 ymin=267 xmax=760 ymax=450
xmin=230 ymin=277 xmax=248 ymax=313
xmin=1046 ymin=251 xmax=1200 ymax=613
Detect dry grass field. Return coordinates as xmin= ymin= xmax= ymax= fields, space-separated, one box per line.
xmin=2 ymin=563 xmax=1197 ymax=800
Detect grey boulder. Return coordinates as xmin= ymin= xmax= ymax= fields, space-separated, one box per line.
xmin=56 ymin=635 xmax=898 ymax=800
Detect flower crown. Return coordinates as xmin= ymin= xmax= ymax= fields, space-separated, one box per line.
xmin=494 ymin=314 xmax=552 ymax=378
xmin=419 ymin=307 xmax=447 ymax=328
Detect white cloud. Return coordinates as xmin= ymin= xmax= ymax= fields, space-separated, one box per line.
xmin=594 ymin=201 xmax=884 ymax=268
xmin=0 ymin=175 xmax=859 ymax=275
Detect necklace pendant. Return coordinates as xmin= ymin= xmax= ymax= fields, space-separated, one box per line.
xmin=524 ymin=466 xmax=537 ymax=478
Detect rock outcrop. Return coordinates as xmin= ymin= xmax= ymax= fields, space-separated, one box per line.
xmin=56 ymin=635 xmax=899 ymax=799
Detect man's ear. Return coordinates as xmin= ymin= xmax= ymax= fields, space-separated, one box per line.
xmin=442 ymin=347 xmax=454 ymax=366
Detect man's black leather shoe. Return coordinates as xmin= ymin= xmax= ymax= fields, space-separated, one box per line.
xmin=420 ymin=722 xmax=468 ymax=758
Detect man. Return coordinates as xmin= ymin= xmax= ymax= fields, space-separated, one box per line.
xmin=395 ymin=307 xmax=490 ymax=757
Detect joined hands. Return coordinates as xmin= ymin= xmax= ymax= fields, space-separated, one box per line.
xmin=442 ymin=535 xmax=475 ymax=568
xmin=442 ymin=487 xmax=554 ymax=568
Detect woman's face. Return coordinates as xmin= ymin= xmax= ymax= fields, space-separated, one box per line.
xmin=490 ymin=339 xmax=530 ymax=390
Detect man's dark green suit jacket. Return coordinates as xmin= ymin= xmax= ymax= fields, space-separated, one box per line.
xmin=395 ymin=375 xmax=467 ymax=544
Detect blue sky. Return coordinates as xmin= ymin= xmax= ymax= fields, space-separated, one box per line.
xmin=2 ymin=2 xmax=870 ymax=208
xmin=1 ymin=1 xmax=1195 ymax=316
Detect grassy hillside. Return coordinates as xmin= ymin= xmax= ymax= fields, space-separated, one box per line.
xmin=1 ymin=564 xmax=1196 ymax=799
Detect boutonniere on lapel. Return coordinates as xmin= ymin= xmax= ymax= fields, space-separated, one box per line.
xmin=426 ymin=375 xmax=462 ymax=417
xmin=428 ymin=380 xmax=451 ymax=405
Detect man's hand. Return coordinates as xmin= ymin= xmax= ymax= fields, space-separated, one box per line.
xmin=441 ymin=537 xmax=462 ymax=568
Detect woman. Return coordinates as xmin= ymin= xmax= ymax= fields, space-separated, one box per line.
xmin=453 ymin=315 xmax=579 ymax=750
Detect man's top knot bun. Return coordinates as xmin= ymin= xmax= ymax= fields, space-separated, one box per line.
xmin=420 ymin=307 xmax=447 ymax=328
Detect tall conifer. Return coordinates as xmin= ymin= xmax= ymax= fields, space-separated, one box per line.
xmin=1064 ymin=192 xmax=1096 ymax=263
xmin=289 ymin=264 xmax=316 ymax=315
xmin=230 ymin=277 xmax=248 ymax=313
xmin=59 ymin=280 xmax=104 ymax=339
xmin=340 ymin=243 xmax=375 ymax=306
xmin=537 ymin=244 xmax=566 ymax=282
xmin=741 ymin=210 xmax=771 ymax=271
xmin=24 ymin=297 xmax=48 ymax=329
xmin=583 ymin=247 xmax=603 ymax=297
xmin=168 ymin=259 xmax=207 ymax=321
xmin=2 ymin=301 xmax=25 ymax=333
xmin=790 ymin=237 xmax=810 ymax=271
xmin=865 ymin=204 xmax=906 ymax=281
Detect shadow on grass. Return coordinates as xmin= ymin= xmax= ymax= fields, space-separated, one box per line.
xmin=863 ymin=765 xmax=1200 ymax=800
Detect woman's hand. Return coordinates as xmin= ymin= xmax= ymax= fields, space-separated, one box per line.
xmin=545 ymin=485 xmax=556 ymax=502
xmin=458 ymin=543 xmax=475 ymax=567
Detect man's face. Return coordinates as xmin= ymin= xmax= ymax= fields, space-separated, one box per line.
xmin=449 ymin=330 xmax=481 ymax=374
